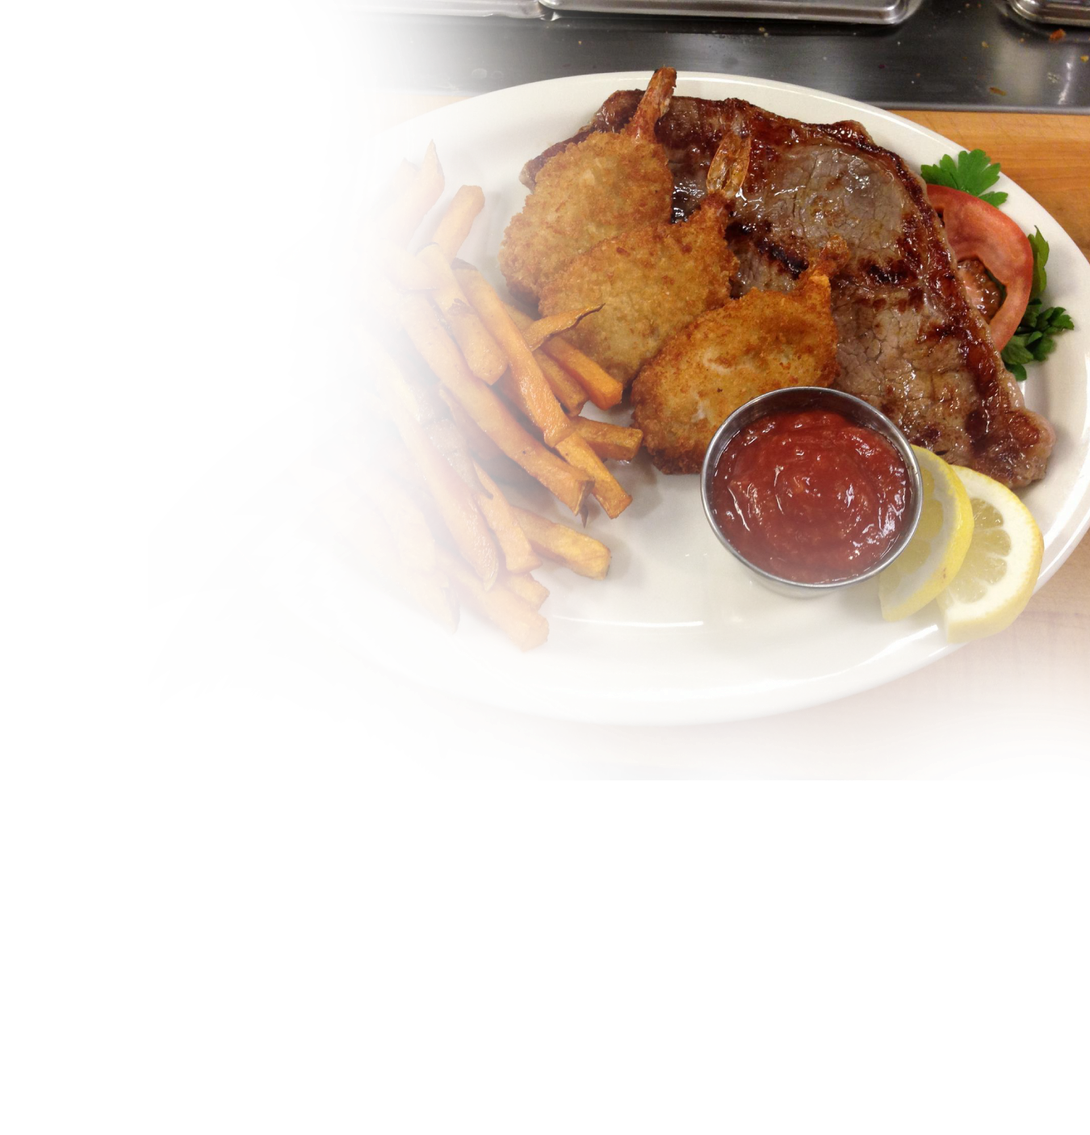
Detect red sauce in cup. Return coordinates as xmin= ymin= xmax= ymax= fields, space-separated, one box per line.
xmin=708 ymin=409 xmax=911 ymax=584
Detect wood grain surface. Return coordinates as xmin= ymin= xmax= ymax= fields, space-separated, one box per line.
xmin=371 ymin=94 xmax=1090 ymax=772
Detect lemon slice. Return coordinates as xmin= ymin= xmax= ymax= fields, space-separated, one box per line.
xmin=936 ymin=465 xmax=1044 ymax=642
xmin=879 ymin=446 xmax=974 ymax=621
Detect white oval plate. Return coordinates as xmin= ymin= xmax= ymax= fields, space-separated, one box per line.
xmin=298 ymin=72 xmax=1090 ymax=725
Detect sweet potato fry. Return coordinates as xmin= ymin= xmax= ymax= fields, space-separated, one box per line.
xmin=472 ymin=451 xmax=535 ymax=488
xmin=398 ymin=294 xmax=590 ymax=516
xmin=536 ymin=351 xmax=588 ymax=415
xmin=472 ymin=461 xmax=541 ymax=573
xmin=501 ymin=299 xmax=622 ymax=410
xmin=319 ymin=484 xmax=458 ymax=633
xmin=354 ymin=310 xmax=429 ymax=422
xmin=378 ymin=240 xmax=440 ymax=291
xmin=540 ymin=334 xmax=625 ymax=411
xmin=368 ymin=432 xmax=424 ymax=490
xmin=432 ymin=185 xmax=485 ymax=260
xmin=522 ymin=307 xmax=601 ymax=351
xmin=454 ymin=263 xmax=573 ymax=446
xmin=425 ymin=416 xmax=487 ymax=491
xmin=417 ymin=244 xmax=506 ymax=383
xmin=500 ymin=570 xmax=549 ymax=611
xmin=380 ymin=141 xmax=444 ymax=247
xmin=555 ymin=432 xmax=632 ymax=519
xmin=358 ymin=467 xmax=438 ymax=573
xmin=376 ymin=433 xmax=538 ymax=576
xmin=372 ymin=343 xmax=500 ymax=589
xmin=437 ymin=387 xmax=504 ymax=462
xmin=502 ymin=306 xmax=587 ymax=412
xmin=513 ymin=507 xmax=611 ymax=580
xmin=569 ymin=416 xmax=643 ymax=462
xmin=438 ymin=547 xmax=549 ymax=651
xmin=370 ymin=465 xmax=549 ymax=635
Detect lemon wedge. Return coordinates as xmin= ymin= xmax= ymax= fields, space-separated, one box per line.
xmin=879 ymin=446 xmax=974 ymax=621
xmin=935 ymin=465 xmax=1044 ymax=642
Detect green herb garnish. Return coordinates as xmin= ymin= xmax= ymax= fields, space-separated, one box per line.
xmin=1027 ymin=227 xmax=1050 ymax=300
xmin=1002 ymin=301 xmax=1074 ymax=381
xmin=921 ymin=148 xmax=1008 ymax=206
xmin=1001 ymin=229 xmax=1074 ymax=380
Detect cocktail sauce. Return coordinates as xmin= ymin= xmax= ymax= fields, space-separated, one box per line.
xmin=708 ymin=409 xmax=911 ymax=584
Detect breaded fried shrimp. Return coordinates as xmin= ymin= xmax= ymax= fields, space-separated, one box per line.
xmin=631 ymin=244 xmax=846 ymax=474
xmin=498 ymin=68 xmax=676 ymax=304
xmin=537 ymin=132 xmax=752 ymax=386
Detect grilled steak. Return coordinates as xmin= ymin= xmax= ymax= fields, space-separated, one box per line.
xmin=523 ymin=91 xmax=1055 ymax=487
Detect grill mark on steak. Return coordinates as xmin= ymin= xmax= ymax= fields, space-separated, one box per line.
xmin=522 ymin=90 xmax=1055 ymax=487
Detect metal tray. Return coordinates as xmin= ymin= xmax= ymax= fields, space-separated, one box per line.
xmin=538 ymin=0 xmax=922 ymax=22
xmin=349 ymin=0 xmax=543 ymax=15
xmin=1008 ymin=0 xmax=1090 ymax=25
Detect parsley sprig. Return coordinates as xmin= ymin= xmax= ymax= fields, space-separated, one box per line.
xmin=921 ymin=149 xmax=1008 ymax=206
xmin=1001 ymin=229 xmax=1074 ymax=381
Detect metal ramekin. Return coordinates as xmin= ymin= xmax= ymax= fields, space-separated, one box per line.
xmin=700 ymin=387 xmax=923 ymax=598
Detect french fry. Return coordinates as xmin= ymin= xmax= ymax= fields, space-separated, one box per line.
xmin=374 ymin=433 xmax=426 ymax=488
xmin=319 ymin=484 xmax=458 ymax=633
xmin=359 ymin=468 xmax=438 ymax=573
xmin=388 ymin=467 xmax=549 ymax=626
xmin=454 ymin=264 xmax=573 ymax=446
xmin=379 ymin=431 xmax=540 ymax=576
xmin=513 ymin=507 xmax=611 ymax=580
xmin=432 ymin=185 xmax=485 ymax=260
xmin=501 ymin=299 xmax=622 ymax=410
xmin=425 ymin=417 xmax=486 ymax=491
xmin=502 ymin=305 xmax=587 ymax=412
xmin=347 ymin=310 xmax=424 ymax=422
xmin=476 ymin=451 xmax=535 ymax=488
xmin=372 ymin=343 xmax=500 ymax=589
xmin=569 ymin=416 xmax=643 ymax=462
xmin=536 ymin=351 xmax=588 ymax=415
xmin=555 ymin=432 xmax=633 ymax=519
xmin=398 ymin=294 xmax=591 ymax=516
xmin=500 ymin=570 xmax=549 ymax=611
xmin=380 ymin=241 xmax=441 ymax=291
xmin=417 ymin=244 xmax=507 ymax=383
xmin=540 ymin=334 xmax=625 ymax=411
xmin=438 ymin=546 xmax=549 ymax=651
xmin=380 ymin=141 xmax=444 ymax=247
xmin=437 ymin=386 xmax=505 ymax=462
xmin=522 ymin=307 xmax=601 ymax=351
xmin=472 ymin=461 xmax=541 ymax=574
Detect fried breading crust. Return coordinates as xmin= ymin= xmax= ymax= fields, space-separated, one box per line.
xmin=630 ymin=274 xmax=840 ymax=474
xmin=498 ymin=132 xmax=674 ymax=304
xmin=537 ymin=206 xmax=738 ymax=386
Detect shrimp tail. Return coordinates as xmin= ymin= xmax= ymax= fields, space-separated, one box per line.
xmin=705 ymin=129 xmax=751 ymax=201
xmin=693 ymin=128 xmax=752 ymax=230
xmin=625 ymin=67 xmax=677 ymax=141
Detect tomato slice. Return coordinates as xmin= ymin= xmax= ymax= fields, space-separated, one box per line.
xmin=926 ymin=184 xmax=1033 ymax=351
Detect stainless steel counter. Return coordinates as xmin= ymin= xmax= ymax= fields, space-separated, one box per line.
xmin=352 ymin=0 xmax=1090 ymax=110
